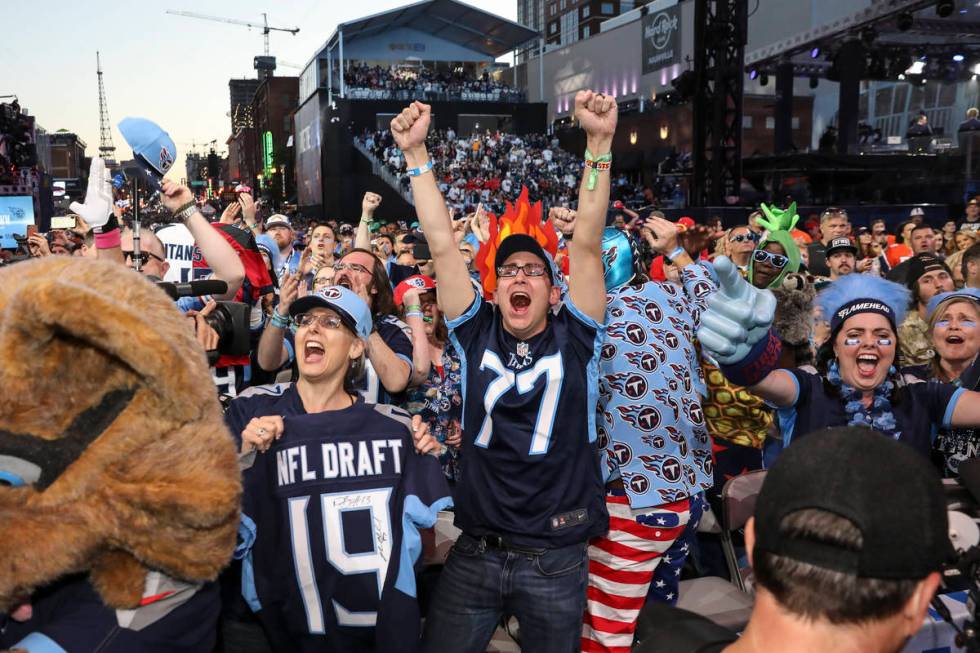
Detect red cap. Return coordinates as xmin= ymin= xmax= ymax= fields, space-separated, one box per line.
xmin=394 ymin=274 xmax=436 ymax=306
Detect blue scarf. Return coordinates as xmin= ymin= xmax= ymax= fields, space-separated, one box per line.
xmin=827 ymin=360 xmax=902 ymax=440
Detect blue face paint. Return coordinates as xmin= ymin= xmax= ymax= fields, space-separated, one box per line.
xmin=877 ymin=338 xmax=893 ymax=347
xmin=963 ymin=321 xmax=977 ymax=329
xmin=936 ymin=320 xmax=950 ymax=328
xmin=844 ymin=337 xmax=861 ymax=346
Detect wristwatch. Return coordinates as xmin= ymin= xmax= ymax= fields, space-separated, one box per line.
xmin=173 ymin=201 xmax=198 ymax=223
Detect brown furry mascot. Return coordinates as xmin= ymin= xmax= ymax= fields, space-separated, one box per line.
xmin=0 ymin=257 xmax=240 ymax=652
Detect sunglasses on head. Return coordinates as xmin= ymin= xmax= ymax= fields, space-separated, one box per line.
xmin=730 ymin=233 xmax=759 ymax=243
xmin=753 ymin=249 xmax=789 ymax=269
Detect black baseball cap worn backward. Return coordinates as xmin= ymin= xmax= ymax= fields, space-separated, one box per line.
xmin=752 ymin=427 xmax=952 ymax=580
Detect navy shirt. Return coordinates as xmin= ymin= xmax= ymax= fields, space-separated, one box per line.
xmin=447 ymin=294 xmax=608 ymax=548
xmin=236 ymin=400 xmax=451 ymax=652
xmin=780 ymin=367 xmax=965 ymax=457
xmin=0 ymin=574 xmax=220 ymax=653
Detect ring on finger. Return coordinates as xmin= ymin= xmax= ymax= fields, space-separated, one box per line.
xmin=258 ymin=427 xmax=266 ymax=436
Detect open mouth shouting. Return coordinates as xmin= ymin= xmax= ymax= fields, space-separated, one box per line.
xmin=304 ymin=340 xmax=326 ymax=365
xmin=510 ymin=291 xmax=532 ymax=316
xmin=856 ymin=353 xmax=879 ymax=378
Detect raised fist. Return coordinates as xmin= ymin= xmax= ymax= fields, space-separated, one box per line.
xmin=574 ymin=90 xmax=618 ymax=142
xmin=549 ymin=207 xmax=577 ymax=237
xmin=362 ymin=192 xmax=382 ymax=216
xmin=390 ymin=101 xmax=431 ymax=153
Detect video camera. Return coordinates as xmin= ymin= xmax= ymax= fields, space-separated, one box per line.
xmin=156 ymin=279 xmax=251 ymax=365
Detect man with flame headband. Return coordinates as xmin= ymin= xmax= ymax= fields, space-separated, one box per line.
xmin=389 ymin=92 xmax=616 ymax=653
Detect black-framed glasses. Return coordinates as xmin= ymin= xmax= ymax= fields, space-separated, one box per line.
xmin=729 ymin=233 xmax=759 ymax=243
xmin=753 ymin=249 xmax=789 ymax=269
xmin=497 ymin=262 xmax=548 ymax=278
xmin=333 ymin=261 xmax=373 ymax=276
xmin=294 ymin=313 xmax=344 ymax=330
xmin=122 ymin=250 xmax=165 ymax=266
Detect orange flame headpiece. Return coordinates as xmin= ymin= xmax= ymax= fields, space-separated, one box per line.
xmin=474 ymin=187 xmax=559 ymax=297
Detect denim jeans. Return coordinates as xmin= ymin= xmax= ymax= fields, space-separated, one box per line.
xmin=421 ymin=533 xmax=589 ymax=653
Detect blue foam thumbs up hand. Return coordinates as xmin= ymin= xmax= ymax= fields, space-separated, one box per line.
xmin=697 ymin=256 xmax=777 ymax=365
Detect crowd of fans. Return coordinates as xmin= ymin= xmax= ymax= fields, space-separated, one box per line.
xmin=9 ymin=93 xmax=980 ymax=653
xmin=343 ymin=63 xmax=525 ymax=102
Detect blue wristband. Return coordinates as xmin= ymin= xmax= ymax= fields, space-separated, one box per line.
xmin=407 ymin=160 xmax=434 ymax=177
xmin=668 ymin=246 xmax=686 ymax=261
xmin=271 ymin=309 xmax=290 ymax=329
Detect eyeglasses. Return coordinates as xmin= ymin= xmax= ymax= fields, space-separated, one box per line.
xmin=497 ymin=262 xmax=548 ymax=278
xmin=729 ymin=233 xmax=759 ymax=243
xmin=333 ymin=261 xmax=373 ymax=276
xmin=753 ymin=249 xmax=789 ymax=269
xmin=312 ymin=276 xmax=334 ymax=288
xmin=122 ymin=250 xmax=165 ymax=266
xmin=294 ymin=313 xmax=344 ymax=330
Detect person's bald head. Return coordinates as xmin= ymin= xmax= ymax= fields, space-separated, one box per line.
xmin=120 ymin=230 xmax=169 ymax=279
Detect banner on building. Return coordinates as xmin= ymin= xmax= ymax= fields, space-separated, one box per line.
xmin=641 ymin=3 xmax=681 ymax=75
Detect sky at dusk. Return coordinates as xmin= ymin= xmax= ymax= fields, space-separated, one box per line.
xmin=2 ymin=0 xmax=518 ymax=180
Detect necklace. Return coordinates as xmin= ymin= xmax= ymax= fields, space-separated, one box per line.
xmin=827 ymin=360 xmax=902 ymax=440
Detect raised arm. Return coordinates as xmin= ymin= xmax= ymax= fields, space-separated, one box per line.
xmin=355 ymin=192 xmax=381 ymax=250
xmin=390 ymin=102 xmax=473 ymax=320
xmin=568 ymin=91 xmax=618 ymax=323
xmin=161 ymin=180 xmax=244 ymax=301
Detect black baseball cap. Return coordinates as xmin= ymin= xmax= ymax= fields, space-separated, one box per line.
xmin=906 ymin=253 xmax=952 ymax=291
xmin=753 ymin=427 xmax=952 ymax=580
xmin=825 ymin=237 xmax=857 ymax=257
xmin=494 ymin=234 xmax=559 ymax=284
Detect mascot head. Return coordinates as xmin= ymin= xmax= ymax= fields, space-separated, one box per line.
xmin=0 ymin=257 xmax=240 ymax=610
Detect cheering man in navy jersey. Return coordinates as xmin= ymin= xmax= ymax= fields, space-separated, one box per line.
xmin=390 ymin=91 xmax=617 ymax=653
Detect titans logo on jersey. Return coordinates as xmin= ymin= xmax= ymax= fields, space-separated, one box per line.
xmin=599 ymin=265 xmax=717 ymax=510
xmin=238 ymin=403 xmax=452 ymax=652
xmin=446 ymin=294 xmax=608 ymax=548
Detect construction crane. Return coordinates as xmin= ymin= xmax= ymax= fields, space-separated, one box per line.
xmin=96 ymin=51 xmax=116 ymax=163
xmin=165 ymin=10 xmax=299 ymax=55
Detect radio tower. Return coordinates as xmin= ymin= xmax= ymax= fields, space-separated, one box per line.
xmin=96 ymin=51 xmax=116 ymax=163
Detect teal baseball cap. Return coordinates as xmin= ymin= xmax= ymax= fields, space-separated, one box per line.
xmin=289 ymin=285 xmax=373 ymax=340
xmin=118 ymin=117 xmax=177 ymax=178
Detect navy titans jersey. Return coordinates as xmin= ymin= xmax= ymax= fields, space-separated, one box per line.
xmin=239 ymin=403 xmax=452 ymax=653
xmin=447 ymin=294 xmax=608 ymax=548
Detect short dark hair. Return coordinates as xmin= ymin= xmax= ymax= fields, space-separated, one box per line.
xmin=310 ymin=222 xmax=336 ymax=240
xmin=963 ymin=242 xmax=980 ymax=280
xmin=753 ymin=509 xmax=919 ymax=624
xmin=896 ymin=220 xmax=916 ymax=244
xmin=911 ymin=223 xmax=934 ymax=236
